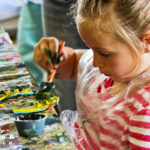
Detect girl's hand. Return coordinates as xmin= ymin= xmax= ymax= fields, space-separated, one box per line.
xmin=33 ymin=37 xmax=61 ymax=71
xmin=34 ymin=36 xmax=79 ymax=80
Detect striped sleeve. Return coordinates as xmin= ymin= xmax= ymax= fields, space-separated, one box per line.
xmin=129 ymin=109 xmax=150 ymax=150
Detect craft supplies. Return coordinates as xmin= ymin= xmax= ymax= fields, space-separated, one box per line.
xmin=15 ymin=114 xmax=47 ymax=137
xmin=0 ymin=88 xmax=34 ymax=101
xmin=0 ymin=31 xmax=59 ymax=114
xmin=35 ymin=82 xmax=59 ymax=109
xmin=45 ymin=41 xmax=65 ymax=83
xmin=0 ymin=30 xmax=75 ymax=150
xmin=34 ymin=41 xmax=65 ymax=110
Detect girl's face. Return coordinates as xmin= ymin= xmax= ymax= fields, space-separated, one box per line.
xmin=77 ymin=21 xmax=146 ymax=82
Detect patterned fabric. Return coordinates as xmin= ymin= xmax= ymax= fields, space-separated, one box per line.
xmin=65 ymin=50 xmax=150 ymax=150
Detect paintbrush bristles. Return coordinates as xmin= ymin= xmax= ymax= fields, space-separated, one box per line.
xmin=45 ymin=41 xmax=65 ymax=83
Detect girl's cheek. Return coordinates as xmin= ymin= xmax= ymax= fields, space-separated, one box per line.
xmin=109 ymin=65 xmax=120 ymax=74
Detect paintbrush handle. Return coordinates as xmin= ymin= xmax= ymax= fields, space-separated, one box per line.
xmin=48 ymin=69 xmax=56 ymax=83
xmin=47 ymin=41 xmax=65 ymax=82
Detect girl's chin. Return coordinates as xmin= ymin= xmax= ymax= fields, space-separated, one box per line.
xmin=108 ymin=76 xmax=121 ymax=82
xmin=100 ymin=71 xmax=129 ymax=82
xmin=102 ymin=73 xmax=131 ymax=82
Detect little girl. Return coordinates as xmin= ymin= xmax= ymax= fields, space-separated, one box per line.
xmin=34 ymin=0 xmax=150 ymax=149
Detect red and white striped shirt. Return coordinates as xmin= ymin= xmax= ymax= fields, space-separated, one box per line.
xmin=64 ymin=50 xmax=150 ymax=150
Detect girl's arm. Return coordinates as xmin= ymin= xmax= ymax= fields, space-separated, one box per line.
xmin=56 ymin=48 xmax=87 ymax=81
xmin=33 ymin=37 xmax=87 ymax=81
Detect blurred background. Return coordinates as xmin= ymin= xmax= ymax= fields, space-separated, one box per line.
xmin=0 ymin=0 xmax=24 ymax=45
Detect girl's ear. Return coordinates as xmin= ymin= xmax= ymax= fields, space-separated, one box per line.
xmin=142 ymin=30 xmax=150 ymax=53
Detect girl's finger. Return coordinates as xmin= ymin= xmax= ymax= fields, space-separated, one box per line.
xmin=58 ymin=41 xmax=65 ymax=55
xmin=49 ymin=37 xmax=59 ymax=58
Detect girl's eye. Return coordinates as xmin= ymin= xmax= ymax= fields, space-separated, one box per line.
xmin=98 ymin=51 xmax=110 ymax=57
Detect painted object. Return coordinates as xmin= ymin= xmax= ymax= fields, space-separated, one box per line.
xmin=0 ymin=83 xmax=59 ymax=114
xmin=0 ymin=30 xmax=60 ymax=114
xmin=15 ymin=114 xmax=47 ymax=137
xmin=0 ymin=86 xmax=34 ymax=101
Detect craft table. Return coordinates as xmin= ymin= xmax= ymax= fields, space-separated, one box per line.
xmin=0 ymin=30 xmax=76 ymax=150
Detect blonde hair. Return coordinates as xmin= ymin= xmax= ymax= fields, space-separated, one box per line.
xmin=75 ymin=0 xmax=150 ymax=53
xmin=71 ymin=0 xmax=150 ymax=100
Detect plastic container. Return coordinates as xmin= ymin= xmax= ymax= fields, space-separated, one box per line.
xmin=15 ymin=114 xmax=46 ymax=137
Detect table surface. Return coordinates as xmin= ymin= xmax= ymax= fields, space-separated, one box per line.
xmin=0 ymin=113 xmax=76 ymax=150
xmin=0 ymin=30 xmax=76 ymax=150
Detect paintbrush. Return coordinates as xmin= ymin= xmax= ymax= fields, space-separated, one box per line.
xmin=45 ymin=41 xmax=65 ymax=83
xmin=36 ymin=41 xmax=65 ymax=101
xmin=35 ymin=41 xmax=65 ymax=115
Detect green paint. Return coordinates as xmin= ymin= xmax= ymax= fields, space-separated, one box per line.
xmin=28 ymin=130 xmax=36 ymax=137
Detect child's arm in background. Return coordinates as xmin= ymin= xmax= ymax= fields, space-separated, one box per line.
xmin=33 ymin=37 xmax=87 ymax=81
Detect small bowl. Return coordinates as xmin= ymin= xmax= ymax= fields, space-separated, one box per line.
xmin=15 ymin=114 xmax=46 ymax=137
